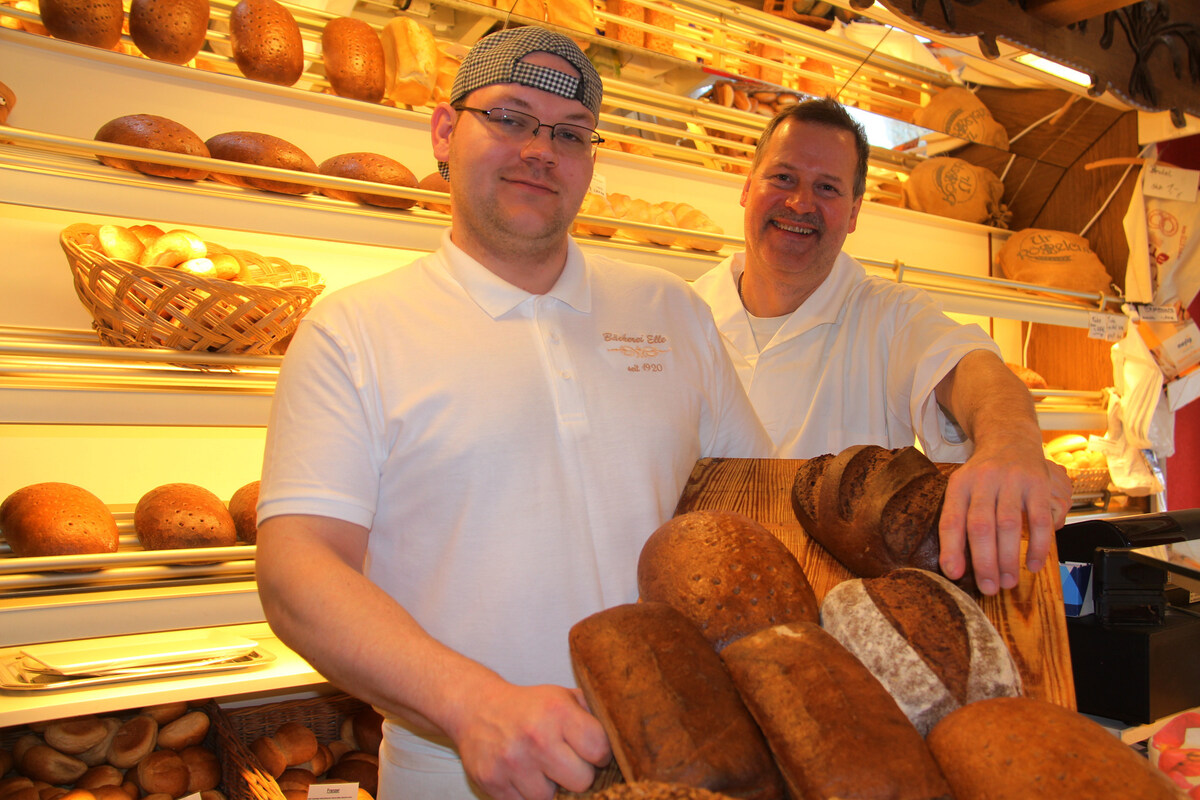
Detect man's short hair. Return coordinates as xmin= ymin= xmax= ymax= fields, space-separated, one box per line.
xmin=751 ymin=97 xmax=870 ymax=198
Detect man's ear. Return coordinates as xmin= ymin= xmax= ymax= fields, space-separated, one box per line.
xmin=847 ymin=194 xmax=863 ymax=234
xmin=430 ymin=103 xmax=456 ymax=162
xmin=740 ymin=175 xmax=752 ymax=208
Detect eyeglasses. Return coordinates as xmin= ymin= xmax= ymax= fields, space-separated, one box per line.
xmin=457 ymin=106 xmax=604 ymax=158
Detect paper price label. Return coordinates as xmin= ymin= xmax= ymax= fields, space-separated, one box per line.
xmin=1131 ymin=303 xmax=1181 ymax=323
xmin=1143 ymin=162 xmax=1199 ymax=203
xmin=1088 ymin=312 xmax=1127 ymax=342
xmin=308 ymin=783 xmax=359 ymax=800
xmin=588 ymin=172 xmax=607 ymax=197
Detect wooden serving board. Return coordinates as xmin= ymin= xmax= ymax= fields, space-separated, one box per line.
xmin=674 ymin=457 xmax=1077 ymax=711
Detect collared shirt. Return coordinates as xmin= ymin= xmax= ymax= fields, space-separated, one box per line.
xmin=692 ymin=250 xmax=998 ymax=461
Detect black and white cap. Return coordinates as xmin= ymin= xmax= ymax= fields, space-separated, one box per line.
xmin=440 ymin=26 xmax=603 ymax=180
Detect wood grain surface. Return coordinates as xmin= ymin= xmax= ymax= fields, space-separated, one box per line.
xmin=673 ymin=457 xmax=1078 ymax=711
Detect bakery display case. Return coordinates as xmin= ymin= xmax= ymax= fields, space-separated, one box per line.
xmin=0 ymin=0 xmax=1162 ymax=736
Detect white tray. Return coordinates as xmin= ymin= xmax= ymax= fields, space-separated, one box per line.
xmin=16 ymin=630 xmax=260 ymax=676
xmin=0 ymin=648 xmax=274 ymax=692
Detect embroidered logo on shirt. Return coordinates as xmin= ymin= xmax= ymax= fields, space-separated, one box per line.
xmin=603 ymin=332 xmax=670 ymax=372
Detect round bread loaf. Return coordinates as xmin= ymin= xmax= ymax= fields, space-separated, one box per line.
xmin=416 ymin=172 xmax=451 ymax=214
xmin=206 ymin=131 xmax=317 ymax=195
xmin=141 ymin=701 xmax=188 ymax=725
xmin=136 ymin=750 xmax=189 ymax=797
xmin=133 ymin=483 xmax=237 ymax=550
xmin=927 ymin=696 xmax=1181 ymax=798
xmin=322 ymin=17 xmax=386 ymax=103
xmin=229 ymin=0 xmax=304 ymax=86
xmin=156 ymin=710 xmax=209 ymax=750
xmin=569 ymin=602 xmax=785 ymax=799
xmin=319 ymin=153 xmax=418 ymax=209
xmin=820 ymin=568 xmax=1022 ymax=736
xmin=273 ymin=722 xmax=317 ymax=767
xmin=327 ymin=756 xmax=378 ymax=795
xmin=350 ymin=707 xmax=383 ymax=757
xmin=40 ymin=0 xmax=123 ymax=49
xmin=178 ymin=746 xmax=221 ymax=793
xmin=637 ymin=510 xmax=818 ymax=651
xmin=721 ymin=621 xmax=952 ymax=800
xmin=228 ymin=481 xmax=260 ymax=544
xmin=44 ymin=717 xmax=109 ymax=755
xmin=0 ymin=777 xmax=35 ymax=800
xmin=251 ymin=737 xmax=286 ymax=778
xmin=18 ymin=744 xmax=88 ymax=785
xmin=107 ymin=716 xmax=158 ymax=769
xmin=130 ymin=0 xmax=210 ymax=64
xmin=591 ymin=784 xmax=739 ymax=800
xmin=76 ymin=764 xmax=124 ymax=790
xmin=1 ymin=483 xmax=118 ymax=558
xmin=94 ymin=115 xmax=210 ymax=181
xmin=77 ymin=718 xmax=121 ymax=767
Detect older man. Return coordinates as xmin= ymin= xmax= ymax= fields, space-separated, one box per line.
xmin=254 ymin=25 xmax=769 ymax=800
xmin=692 ymin=97 xmax=1071 ymax=596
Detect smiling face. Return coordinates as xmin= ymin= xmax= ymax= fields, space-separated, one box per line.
xmin=431 ymin=51 xmax=595 ymax=282
xmin=740 ymin=118 xmax=863 ymax=295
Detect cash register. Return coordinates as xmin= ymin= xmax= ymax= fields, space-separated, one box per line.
xmin=1057 ymin=509 xmax=1200 ymax=724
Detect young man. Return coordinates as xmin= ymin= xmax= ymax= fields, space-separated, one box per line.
xmin=255 ymin=26 xmax=769 ymax=800
xmin=692 ymin=97 xmax=1072 ymax=596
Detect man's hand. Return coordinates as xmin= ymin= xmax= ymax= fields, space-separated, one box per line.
xmin=938 ymin=441 xmax=1072 ymax=595
xmin=452 ymin=682 xmax=611 ymax=800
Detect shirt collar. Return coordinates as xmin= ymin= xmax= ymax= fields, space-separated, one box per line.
xmin=438 ymin=230 xmax=592 ymax=318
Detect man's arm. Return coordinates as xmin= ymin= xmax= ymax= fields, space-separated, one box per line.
xmin=255 ymin=514 xmax=611 ymax=800
xmin=933 ymin=350 xmax=1072 ymax=596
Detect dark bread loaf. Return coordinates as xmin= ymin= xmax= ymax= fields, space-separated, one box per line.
xmin=228 ymin=480 xmax=260 ymax=544
xmin=569 ymin=602 xmax=785 ymax=800
xmin=319 ymin=153 xmax=418 ymax=209
xmin=591 ymin=784 xmax=739 ymax=800
xmin=820 ymin=568 xmax=1022 ymax=735
xmin=39 ymin=0 xmax=123 ymax=49
xmin=205 ymin=131 xmax=317 ymax=195
xmin=134 ymin=483 xmax=237 ymax=550
xmin=129 ymin=0 xmax=210 ymax=64
xmin=721 ymin=621 xmax=953 ymax=800
xmin=791 ymin=445 xmax=954 ymax=581
xmin=95 ymin=115 xmax=210 ymax=181
xmin=637 ymin=510 xmax=818 ymax=651
xmin=927 ymin=697 xmax=1183 ymax=799
xmin=322 ymin=17 xmax=386 ymax=103
xmin=417 ymin=171 xmax=451 ymax=214
xmin=1 ymin=483 xmax=119 ymax=557
xmin=229 ymin=0 xmax=304 ymax=86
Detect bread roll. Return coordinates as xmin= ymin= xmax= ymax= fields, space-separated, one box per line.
xmin=39 ymin=0 xmax=123 ymax=49
xmin=250 ymin=737 xmax=286 ymax=779
xmin=205 ymin=131 xmax=317 ymax=195
xmin=156 ymin=711 xmax=209 ymax=750
xmin=573 ymin=193 xmax=618 ymax=237
xmin=721 ymin=621 xmax=952 ymax=800
xmin=140 ymin=702 xmax=188 ymax=725
xmin=350 ymin=707 xmax=383 ymax=758
xmin=139 ymin=229 xmax=206 ymax=268
xmin=820 ymin=568 xmax=1023 ymax=735
xmin=676 ymin=208 xmax=724 ymax=252
xmin=94 ymin=115 xmax=210 ymax=181
xmin=327 ymin=756 xmax=378 ymax=796
xmin=928 ymin=697 xmax=1181 ymax=798
xmin=133 ymin=483 xmax=237 ymax=550
xmin=416 ymin=172 xmax=451 ymax=215
xmin=107 ymin=716 xmax=157 ymax=769
xmin=790 ymin=445 xmax=950 ymax=581
xmin=605 ymin=0 xmax=642 ymax=46
xmin=0 ymin=80 xmax=15 ymax=125
xmin=87 ymin=788 xmax=129 ymax=800
xmin=277 ymin=769 xmax=315 ymax=793
xmin=97 ymin=225 xmax=146 ymax=263
xmin=637 ymin=510 xmax=818 ymax=651
xmin=0 ymin=777 xmax=36 ymax=800
xmin=569 ymin=602 xmax=785 ymax=799
xmin=44 ymin=717 xmax=109 ymax=756
xmin=319 ymin=153 xmax=418 ymax=209
xmin=178 ymin=746 xmax=220 ymax=793
xmin=17 ymin=745 xmax=88 ymax=785
xmin=381 ymin=17 xmax=437 ymax=107
xmin=129 ymin=0 xmax=209 ymax=65
xmin=228 ymin=481 xmax=260 ymax=544
xmin=273 ymin=723 xmax=318 ymax=767
xmin=229 ymin=0 xmax=304 ymax=86
xmin=76 ymin=765 xmax=124 ymax=790
xmin=136 ymin=751 xmax=188 ymax=798
xmin=322 ymin=17 xmax=386 ymax=103
xmin=1006 ymin=362 xmax=1047 ymax=390
xmin=77 ymin=718 xmax=121 ymax=767
xmin=1 ymin=483 xmax=119 ymax=558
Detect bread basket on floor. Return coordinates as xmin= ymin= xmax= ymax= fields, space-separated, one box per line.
xmin=60 ymin=222 xmax=324 ymax=357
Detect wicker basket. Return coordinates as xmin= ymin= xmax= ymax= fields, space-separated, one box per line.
xmin=60 ymin=222 xmax=324 ymax=356
xmin=1069 ymin=466 xmax=1111 ymax=495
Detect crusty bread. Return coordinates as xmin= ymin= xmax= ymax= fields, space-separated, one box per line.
xmin=39 ymin=0 xmax=123 ymax=49
xmin=569 ymin=602 xmax=785 ymax=800
xmin=136 ymin=750 xmax=189 ymax=797
xmin=156 ymin=710 xmax=210 ymax=750
xmin=591 ymin=783 xmax=740 ymax=800
xmin=17 ymin=743 xmax=88 ymax=785
xmin=133 ymin=484 xmax=237 ymax=551
xmin=381 ymin=17 xmax=438 ymax=107
xmin=130 ymin=0 xmax=210 ymax=65
xmin=229 ymin=0 xmax=304 ymax=86
xmin=791 ymin=445 xmax=952 ymax=581
xmin=44 ymin=717 xmax=109 ymax=756
xmin=205 ymin=131 xmax=317 ymax=195
xmin=637 ymin=510 xmax=818 ymax=651
xmin=416 ymin=172 xmax=451 ymax=214
xmin=927 ymin=697 xmax=1182 ymax=799
xmin=721 ymin=621 xmax=952 ymax=800
xmin=228 ymin=481 xmax=260 ymax=544
xmin=319 ymin=153 xmax=418 ymax=209
xmin=322 ymin=17 xmax=386 ymax=103
xmin=107 ymin=716 xmax=157 ymax=769
xmin=1 ymin=483 xmax=119 ymax=558
xmin=94 ymin=115 xmax=210 ymax=181
xmin=178 ymin=746 xmax=221 ymax=793
xmin=820 ymin=568 xmax=1022 ymax=735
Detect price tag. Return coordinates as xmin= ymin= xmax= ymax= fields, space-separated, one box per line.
xmin=179 ymin=793 xmax=202 ymax=800
xmin=308 ymin=783 xmax=358 ymax=800
xmin=588 ymin=172 xmax=607 ymax=197
xmin=1131 ymin=303 xmax=1180 ymax=323
xmin=1143 ymin=162 xmax=1199 ymax=203
xmin=1088 ymin=312 xmax=1127 ymax=342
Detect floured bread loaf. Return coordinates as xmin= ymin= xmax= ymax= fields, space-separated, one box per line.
xmin=721 ymin=621 xmax=952 ymax=800
xmin=821 ymin=568 xmax=1022 ymax=735
xmin=927 ymin=697 xmax=1182 ymax=799
xmin=637 ymin=510 xmax=818 ymax=651
xmin=569 ymin=602 xmax=785 ymax=800
xmin=791 ymin=445 xmax=950 ymax=580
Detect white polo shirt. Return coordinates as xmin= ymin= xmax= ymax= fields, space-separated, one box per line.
xmin=260 ymin=232 xmax=769 ymax=692
xmin=692 ymin=250 xmax=999 ymax=461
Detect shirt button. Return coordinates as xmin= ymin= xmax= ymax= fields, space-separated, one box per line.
xmin=560 ymin=370 xmax=572 ymax=380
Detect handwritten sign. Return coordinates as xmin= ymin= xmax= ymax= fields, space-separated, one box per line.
xmin=588 ymin=172 xmax=607 ymax=197
xmin=1088 ymin=312 xmax=1127 ymax=342
xmin=1143 ymin=163 xmax=1199 ymax=203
